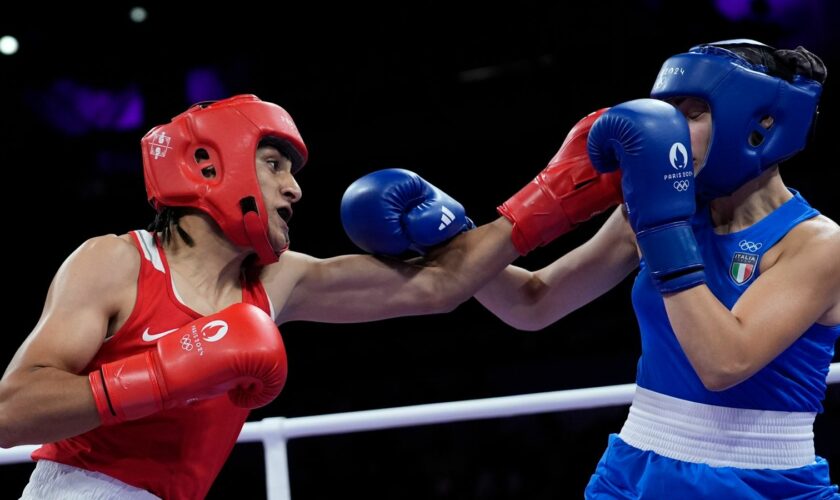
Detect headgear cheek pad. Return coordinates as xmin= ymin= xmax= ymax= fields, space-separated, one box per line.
xmin=651 ymin=40 xmax=822 ymax=201
xmin=141 ymin=94 xmax=308 ymax=264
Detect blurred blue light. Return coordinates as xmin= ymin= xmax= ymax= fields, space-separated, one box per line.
xmin=185 ymin=67 xmax=228 ymax=104
xmin=29 ymin=80 xmax=144 ymax=136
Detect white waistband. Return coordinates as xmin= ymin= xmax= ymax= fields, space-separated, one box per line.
xmin=618 ymin=386 xmax=816 ymax=469
xmin=21 ymin=460 xmax=161 ymax=499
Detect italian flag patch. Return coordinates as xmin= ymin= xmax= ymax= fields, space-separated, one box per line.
xmin=730 ymin=252 xmax=758 ymax=285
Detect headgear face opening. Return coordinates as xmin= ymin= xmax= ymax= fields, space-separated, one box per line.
xmin=141 ymin=94 xmax=308 ymax=264
xmin=651 ymin=39 xmax=822 ymax=201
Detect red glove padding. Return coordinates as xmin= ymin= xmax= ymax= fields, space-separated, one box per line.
xmin=498 ymin=108 xmax=623 ymax=255
xmin=89 ymin=303 xmax=287 ymax=425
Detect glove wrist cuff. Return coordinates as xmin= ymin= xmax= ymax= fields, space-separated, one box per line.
xmin=98 ymin=352 xmax=164 ymax=423
xmin=89 ymin=369 xmax=120 ymax=426
xmin=636 ymin=221 xmax=705 ymax=293
xmin=498 ymin=183 xmax=573 ymax=255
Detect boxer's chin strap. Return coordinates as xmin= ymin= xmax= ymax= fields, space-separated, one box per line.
xmin=243 ymin=210 xmax=282 ymax=265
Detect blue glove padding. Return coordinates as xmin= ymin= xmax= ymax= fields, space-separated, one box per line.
xmin=340 ymin=168 xmax=473 ymax=255
xmin=587 ymin=99 xmax=704 ymax=293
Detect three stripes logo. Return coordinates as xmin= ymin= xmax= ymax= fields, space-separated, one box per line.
xmin=438 ymin=206 xmax=456 ymax=230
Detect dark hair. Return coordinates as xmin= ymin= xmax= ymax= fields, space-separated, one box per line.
xmin=715 ymin=41 xmax=827 ymax=84
xmin=259 ymin=136 xmax=301 ymax=170
xmin=147 ymin=207 xmax=194 ymax=246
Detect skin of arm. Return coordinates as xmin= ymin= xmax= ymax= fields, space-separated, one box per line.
xmin=0 ymin=235 xmax=139 ymax=447
xmin=663 ymin=217 xmax=840 ymax=391
xmin=263 ymin=217 xmax=521 ymax=324
xmin=475 ymin=206 xmax=639 ymax=331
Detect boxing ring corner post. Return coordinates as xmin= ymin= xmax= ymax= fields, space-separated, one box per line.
xmin=1 ymin=362 xmax=838 ymax=500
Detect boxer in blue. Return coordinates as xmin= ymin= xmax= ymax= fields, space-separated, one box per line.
xmin=473 ymin=40 xmax=840 ymax=498
xmin=337 ymin=39 xmax=837 ymax=498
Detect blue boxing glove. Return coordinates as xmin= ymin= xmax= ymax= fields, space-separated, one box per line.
xmin=587 ymin=98 xmax=704 ymax=293
xmin=340 ymin=168 xmax=473 ymax=255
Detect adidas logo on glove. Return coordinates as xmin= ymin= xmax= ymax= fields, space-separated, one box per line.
xmin=439 ymin=206 xmax=456 ymax=230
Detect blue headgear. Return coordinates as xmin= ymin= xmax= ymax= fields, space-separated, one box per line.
xmin=650 ymin=39 xmax=822 ymax=201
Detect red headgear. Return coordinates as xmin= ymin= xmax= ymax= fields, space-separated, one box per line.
xmin=141 ymin=94 xmax=308 ymax=264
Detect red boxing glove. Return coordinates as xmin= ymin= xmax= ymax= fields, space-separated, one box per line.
xmin=498 ymin=108 xmax=623 ymax=255
xmin=89 ymin=303 xmax=287 ymax=425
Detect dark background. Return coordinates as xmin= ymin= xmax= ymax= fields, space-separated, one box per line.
xmin=1 ymin=1 xmax=838 ymax=498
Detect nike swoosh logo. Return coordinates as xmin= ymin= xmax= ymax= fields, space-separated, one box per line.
xmin=142 ymin=327 xmax=180 ymax=342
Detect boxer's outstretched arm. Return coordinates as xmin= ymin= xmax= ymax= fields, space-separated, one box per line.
xmin=0 ymin=236 xmax=138 ymax=447
xmin=475 ymin=207 xmax=638 ymax=330
xmin=269 ymin=217 xmax=520 ymax=324
xmin=273 ymin=109 xmax=628 ymax=327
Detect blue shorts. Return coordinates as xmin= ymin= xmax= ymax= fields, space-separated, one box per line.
xmin=585 ymin=434 xmax=839 ymax=499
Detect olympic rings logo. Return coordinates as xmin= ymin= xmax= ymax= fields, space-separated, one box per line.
xmin=673 ymin=180 xmax=690 ymax=192
xmin=738 ymin=240 xmax=763 ymax=252
xmin=180 ymin=334 xmax=194 ymax=352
